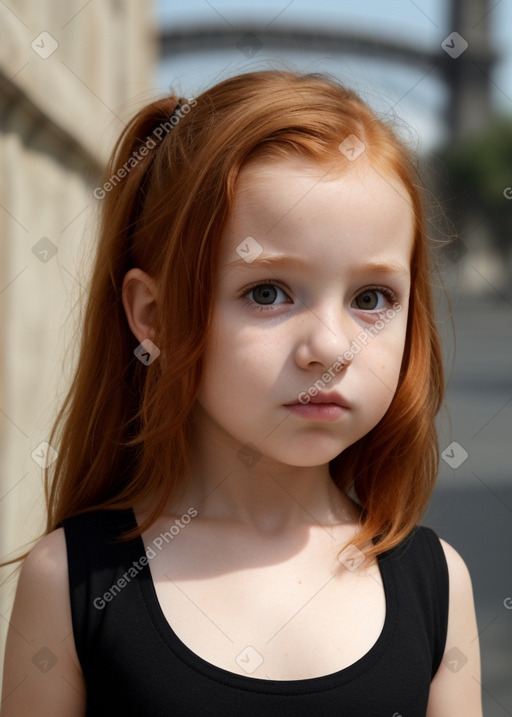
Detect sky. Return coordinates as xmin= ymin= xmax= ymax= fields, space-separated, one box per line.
xmin=154 ymin=0 xmax=512 ymax=154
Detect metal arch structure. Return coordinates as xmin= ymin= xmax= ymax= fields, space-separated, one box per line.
xmin=159 ymin=0 xmax=499 ymax=148
xmin=160 ymin=25 xmax=440 ymax=68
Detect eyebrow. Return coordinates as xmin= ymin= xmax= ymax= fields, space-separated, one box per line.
xmin=225 ymin=253 xmax=409 ymax=276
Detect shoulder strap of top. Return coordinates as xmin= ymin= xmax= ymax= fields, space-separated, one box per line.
xmin=382 ymin=524 xmax=449 ymax=679
xmin=421 ymin=526 xmax=450 ymax=677
xmin=61 ymin=509 xmax=138 ymax=674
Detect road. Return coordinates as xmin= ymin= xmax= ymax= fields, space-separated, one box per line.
xmin=422 ymin=293 xmax=512 ymax=716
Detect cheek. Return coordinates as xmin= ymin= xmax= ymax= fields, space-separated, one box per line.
xmin=357 ymin=323 xmax=408 ymax=394
xmin=197 ymin=319 xmax=276 ymax=404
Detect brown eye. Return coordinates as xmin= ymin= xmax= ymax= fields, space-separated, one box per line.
xmin=354 ymin=290 xmax=379 ymax=310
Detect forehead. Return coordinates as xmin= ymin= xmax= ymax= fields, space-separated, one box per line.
xmin=220 ymin=157 xmax=415 ymax=269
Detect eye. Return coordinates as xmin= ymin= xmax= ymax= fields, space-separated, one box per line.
xmin=352 ymin=287 xmax=395 ymax=311
xmin=242 ymin=281 xmax=290 ymax=311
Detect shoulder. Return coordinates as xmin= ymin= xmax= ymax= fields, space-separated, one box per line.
xmin=13 ymin=528 xmax=72 ymax=634
xmin=437 ymin=537 xmax=481 ymax=648
xmin=20 ymin=526 xmax=68 ymax=584
xmin=437 ymin=537 xmax=481 ymax=647
xmin=426 ymin=536 xmax=483 ymax=717
xmin=11 ymin=528 xmax=71 ymax=630
xmin=403 ymin=527 xmax=472 ymax=594
xmin=437 ymin=537 xmax=472 ymax=585
xmin=1 ymin=529 xmax=87 ymax=716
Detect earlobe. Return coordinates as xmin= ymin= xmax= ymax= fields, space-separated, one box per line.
xmin=121 ymin=268 xmax=158 ymax=345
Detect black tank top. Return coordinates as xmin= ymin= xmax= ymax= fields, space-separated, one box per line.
xmin=62 ymin=508 xmax=449 ymax=716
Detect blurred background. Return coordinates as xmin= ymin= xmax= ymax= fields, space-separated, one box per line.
xmin=0 ymin=0 xmax=511 ymax=713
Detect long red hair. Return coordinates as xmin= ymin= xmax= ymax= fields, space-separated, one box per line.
xmin=11 ymin=70 xmax=445 ymax=565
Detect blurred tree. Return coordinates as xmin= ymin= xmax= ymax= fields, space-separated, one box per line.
xmin=436 ymin=116 xmax=512 ymax=273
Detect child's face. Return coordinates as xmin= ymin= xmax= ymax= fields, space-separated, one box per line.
xmin=193 ymin=157 xmax=414 ymax=468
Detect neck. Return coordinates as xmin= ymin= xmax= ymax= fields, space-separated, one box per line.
xmin=165 ymin=414 xmax=361 ymax=535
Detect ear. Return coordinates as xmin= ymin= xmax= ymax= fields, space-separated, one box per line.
xmin=122 ymin=268 xmax=158 ymax=345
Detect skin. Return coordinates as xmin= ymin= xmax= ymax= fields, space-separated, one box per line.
xmin=0 ymin=156 xmax=482 ymax=715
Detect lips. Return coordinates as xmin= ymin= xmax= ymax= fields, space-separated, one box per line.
xmin=285 ymin=391 xmax=350 ymax=408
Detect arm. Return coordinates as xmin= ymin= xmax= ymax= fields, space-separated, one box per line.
xmin=426 ymin=538 xmax=483 ymax=717
xmin=0 ymin=528 xmax=87 ymax=717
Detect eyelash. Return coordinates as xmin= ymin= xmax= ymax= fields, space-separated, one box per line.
xmin=241 ymin=279 xmax=397 ymax=313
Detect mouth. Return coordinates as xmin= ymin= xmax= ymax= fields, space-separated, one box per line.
xmin=284 ymin=392 xmax=350 ymax=409
xmin=283 ymin=399 xmax=349 ymax=421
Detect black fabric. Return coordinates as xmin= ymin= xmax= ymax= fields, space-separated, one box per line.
xmin=62 ymin=508 xmax=449 ymax=716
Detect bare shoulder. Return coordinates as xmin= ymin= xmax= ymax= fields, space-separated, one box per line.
xmin=12 ymin=529 xmax=72 ymax=638
xmin=438 ymin=537 xmax=472 ymax=582
xmin=1 ymin=528 xmax=86 ymax=717
xmin=426 ymin=537 xmax=483 ymax=717
xmin=19 ymin=527 xmax=69 ymax=587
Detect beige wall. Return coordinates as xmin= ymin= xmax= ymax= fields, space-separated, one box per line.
xmin=0 ymin=0 xmax=157 ymax=691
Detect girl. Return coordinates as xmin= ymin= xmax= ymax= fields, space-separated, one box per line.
xmin=1 ymin=70 xmax=482 ymax=716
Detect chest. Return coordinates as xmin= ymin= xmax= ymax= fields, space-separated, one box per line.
xmin=139 ymin=523 xmax=387 ymax=681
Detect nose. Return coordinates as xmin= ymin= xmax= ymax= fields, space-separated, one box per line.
xmin=293 ymin=300 xmax=354 ymax=371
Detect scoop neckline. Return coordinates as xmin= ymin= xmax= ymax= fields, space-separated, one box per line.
xmin=126 ymin=506 xmax=398 ymax=694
